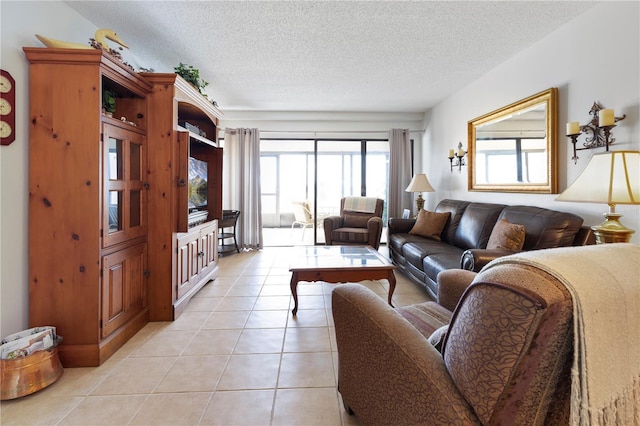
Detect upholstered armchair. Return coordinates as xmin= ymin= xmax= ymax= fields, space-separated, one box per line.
xmin=323 ymin=197 xmax=384 ymax=250
xmin=332 ymin=263 xmax=575 ymax=425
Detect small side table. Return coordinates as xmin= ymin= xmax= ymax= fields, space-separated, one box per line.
xmin=218 ymin=210 xmax=240 ymax=254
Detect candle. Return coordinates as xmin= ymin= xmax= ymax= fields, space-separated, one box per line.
xmin=457 ymin=149 xmax=464 ymax=157
xmin=598 ymin=109 xmax=615 ymax=127
xmin=448 ymin=149 xmax=454 ymax=158
xmin=566 ymin=121 xmax=580 ymax=135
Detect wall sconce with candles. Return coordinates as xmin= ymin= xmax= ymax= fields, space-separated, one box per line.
xmin=448 ymin=142 xmax=467 ymax=173
xmin=566 ymin=102 xmax=626 ymax=164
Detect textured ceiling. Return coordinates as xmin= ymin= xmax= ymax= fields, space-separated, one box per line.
xmin=65 ymin=1 xmax=596 ymax=113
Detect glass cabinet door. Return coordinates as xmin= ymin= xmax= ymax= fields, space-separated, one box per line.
xmin=102 ymin=123 xmax=147 ymax=248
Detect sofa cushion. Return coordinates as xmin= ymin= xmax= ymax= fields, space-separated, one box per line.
xmin=402 ymin=240 xmax=462 ymax=271
xmin=409 ymin=209 xmax=450 ymax=241
xmin=434 ymin=199 xmax=470 ymax=243
xmin=423 ymin=252 xmax=464 ymax=283
xmin=342 ymin=211 xmax=372 ymax=228
xmin=331 ymin=227 xmax=369 ymax=244
xmin=450 ymin=203 xmax=505 ymax=249
xmin=487 ymin=219 xmax=525 ymax=252
xmin=389 ymin=233 xmax=441 ymax=258
xmin=396 ymin=301 xmax=452 ymax=340
xmin=498 ymin=206 xmax=583 ymax=250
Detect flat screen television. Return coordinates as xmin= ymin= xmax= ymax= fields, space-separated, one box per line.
xmin=188 ymin=157 xmax=208 ymax=226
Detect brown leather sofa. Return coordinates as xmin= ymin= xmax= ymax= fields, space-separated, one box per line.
xmin=388 ymin=199 xmax=592 ymax=299
xmin=332 ymin=260 xmax=576 ymax=425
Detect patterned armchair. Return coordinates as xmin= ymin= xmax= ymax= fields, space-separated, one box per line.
xmin=323 ymin=197 xmax=384 ymax=250
xmin=332 ymin=261 xmax=575 ymax=425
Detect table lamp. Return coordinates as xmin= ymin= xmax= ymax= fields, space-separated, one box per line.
xmin=405 ymin=173 xmax=435 ymax=214
xmin=555 ymin=150 xmax=639 ymax=243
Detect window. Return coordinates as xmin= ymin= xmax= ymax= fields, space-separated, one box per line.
xmin=260 ymin=138 xmax=389 ymax=245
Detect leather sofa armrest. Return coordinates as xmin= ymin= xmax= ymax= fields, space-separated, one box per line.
xmin=460 ymin=248 xmax=514 ymax=272
xmin=388 ymin=217 xmax=416 ymax=235
xmin=332 ymin=284 xmax=478 ymax=425
xmin=436 ymin=269 xmax=478 ymax=312
xmin=572 ymin=226 xmax=596 ymax=246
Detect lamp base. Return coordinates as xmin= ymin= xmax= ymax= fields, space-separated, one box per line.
xmin=591 ymin=211 xmax=635 ymax=244
xmin=415 ymin=194 xmax=424 ymax=214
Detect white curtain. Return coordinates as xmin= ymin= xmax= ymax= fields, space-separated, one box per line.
xmin=388 ymin=128 xmax=413 ymax=219
xmin=223 ymin=128 xmax=263 ymax=250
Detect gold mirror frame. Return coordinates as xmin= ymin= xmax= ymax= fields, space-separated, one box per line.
xmin=468 ymin=88 xmax=558 ymax=193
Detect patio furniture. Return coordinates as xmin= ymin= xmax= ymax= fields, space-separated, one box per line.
xmin=291 ymin=200 xmax=315 ymax=239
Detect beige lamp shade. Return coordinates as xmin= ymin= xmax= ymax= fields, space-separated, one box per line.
xmin=405 ymin=173 xmax=435 ymax=214
xmin=405 ymin=173 xmax=436 ymax=193
xmin=556 ymin=150 xmax=639 ymax=244
xmin=555 ymin=151 xmax=639 ymax=204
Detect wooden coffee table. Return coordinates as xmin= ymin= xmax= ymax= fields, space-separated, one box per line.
xmin=289 ymin=245 xmax=396 ymax=315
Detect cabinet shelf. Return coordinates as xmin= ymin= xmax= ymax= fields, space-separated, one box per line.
xmin=143 ymin=73 xmax=223 ymax=321
xmin=102 ymin=115 xmax=146 ymax=134
xmin=176 ymin=125 xmax=217 ymax=147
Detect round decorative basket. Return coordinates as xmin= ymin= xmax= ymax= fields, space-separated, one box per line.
xmin=0 ymin=343 xmax=63 ymax=400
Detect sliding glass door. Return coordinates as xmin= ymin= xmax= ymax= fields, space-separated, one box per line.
xmin=260 ymin=139 xmax=389 ymax=246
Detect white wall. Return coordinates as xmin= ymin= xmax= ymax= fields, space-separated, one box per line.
xmin=219 ymin=110 xmax=425 ymax=142
xmin=0 ymin=1 xmax=98 ymax=336
xmin=422 ymin=1 xmax=640 ymax=244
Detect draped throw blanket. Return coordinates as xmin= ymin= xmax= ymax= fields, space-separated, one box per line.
xmin=343 ymin=196 xmax=378 ymax=213
xmin=487 ymin=244 xmax=640 ymax=426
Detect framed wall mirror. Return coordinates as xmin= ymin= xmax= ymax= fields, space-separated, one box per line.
xmin=468 ymin=88 xmax=558 ymax=193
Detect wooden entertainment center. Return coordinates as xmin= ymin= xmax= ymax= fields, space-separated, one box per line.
xmin=24 ymin=48 xmax=223 ymax=367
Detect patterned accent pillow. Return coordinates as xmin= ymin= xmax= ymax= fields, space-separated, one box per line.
xmin=487 ymin=219 xmax=525 ymax=251
xmin=408 ymin=209 xmax=450 ymax=241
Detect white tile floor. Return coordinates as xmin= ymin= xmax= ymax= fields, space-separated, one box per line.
xmin=0 ymin=246 xmax=432 ymax=426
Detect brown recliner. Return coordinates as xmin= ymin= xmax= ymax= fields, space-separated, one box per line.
xmin=332 ymin=262 xmax=574 ymax=425
xmin=323 ymin=197 xmax=384 ymax=250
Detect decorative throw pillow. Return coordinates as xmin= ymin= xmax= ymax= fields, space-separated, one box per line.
xmin=343 ymin=212 xmax=372 ymax=228
xmin=408 ymin=209 xmax=450 ymax=241
xmin=487 ymin=219 xmax=526 ymax=251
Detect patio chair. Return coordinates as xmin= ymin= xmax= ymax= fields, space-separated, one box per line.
xmin=291 ymin=200 xmax=315 ymax=239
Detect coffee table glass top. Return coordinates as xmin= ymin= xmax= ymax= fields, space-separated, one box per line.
xmin=289 ymin=246 xmax=391 ymax=270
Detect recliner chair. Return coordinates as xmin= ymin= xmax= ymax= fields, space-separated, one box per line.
xmin=323 ymin=197 xmax=384 ymax=250
xmin=332 ymin=262 xmax=575 ymax=425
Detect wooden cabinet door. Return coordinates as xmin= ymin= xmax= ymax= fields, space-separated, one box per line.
xmin=176 ymin=231 xmax=200 ymax=300
xmin=200 ymin=222 xmax=218 ymax=274
xmin=102 ymin=123 xmax=147 ymax=248
xmin=101 ymin=243 xmax=148 ymax=338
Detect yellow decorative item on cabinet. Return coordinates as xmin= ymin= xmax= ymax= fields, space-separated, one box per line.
xmin=35 ymin=28 xmax=129 ymax=50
